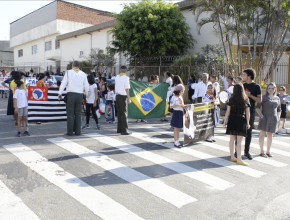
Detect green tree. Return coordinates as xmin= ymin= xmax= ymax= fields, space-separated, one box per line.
xmin=110 ymin=0 xmax=196 ymax=57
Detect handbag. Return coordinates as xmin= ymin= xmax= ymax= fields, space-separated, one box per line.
xmin=63 ymin=71 xmax=69 ymax=103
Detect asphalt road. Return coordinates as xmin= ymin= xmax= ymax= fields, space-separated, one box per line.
xmin=1 ymin=98 xmax=290 ymax=220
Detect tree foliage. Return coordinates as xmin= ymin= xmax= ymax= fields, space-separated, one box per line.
xmin=110 ymin=0 xmax=196 ymax=57
xmin=86 ymin=48 xmax=116 ymax=73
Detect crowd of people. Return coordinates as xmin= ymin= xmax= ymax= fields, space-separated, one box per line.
xmin=1 ymin=64 xmax=289 ymax=166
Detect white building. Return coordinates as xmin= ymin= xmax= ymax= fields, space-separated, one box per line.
xmin=10 ymin=0 xmax=114 ymax=73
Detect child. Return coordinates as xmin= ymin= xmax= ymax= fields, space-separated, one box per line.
xmin=13 ymin=81 xmax=30 ymax=137
xmin=105 ymin=84 xmax=115 ymax=123
xmin=56 ymin=80 xmax=61 ymax=88
xmin=235 ymin=76 xmax=243 ymax=84
xmin=82 ymin=75 xmax=101 ymax=130
xmin=170 ymin=84 xmax=185 ymax=148
xmin=202 ymin=84 xmax=217 ymax=142
xmin=47 ymin=80 xmax=54 ymax=88
xmin=223 ymin=84 xmax=250 ymax=166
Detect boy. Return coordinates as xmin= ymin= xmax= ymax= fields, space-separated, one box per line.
xmin=235 ymin=76 xmax=243 ymax=84
xmin=13 ymin=81 xmax=30 ymax=137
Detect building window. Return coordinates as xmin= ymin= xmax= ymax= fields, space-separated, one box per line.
xmin=45 ymin=41 xmax=52 ymax=51
xmin=18 ymin=49 xmax=23 ymax=57
xmin=32 ymin=45 xmax=37 ymax=54
xmin=55 ymin=40 xmax=60 ymax=49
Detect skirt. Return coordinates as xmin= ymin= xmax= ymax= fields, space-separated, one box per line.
xmin=280 ymin=104 xmax=287 ymax=119
xmin=257 ymin=114 xmax=279 ymax=134
xmin=105 ymin=100 xmax=115 ymax=122
xmin=170 ymin=110 xmax=183 ymax=128
xmin=226 ymin=115 xmax=247 ymax=137
xmin=7 ymin=90 xmax=14 ymax=115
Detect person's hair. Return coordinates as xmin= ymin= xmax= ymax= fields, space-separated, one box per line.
xmin=166 ymin=71 xmax=171 ymax=78
xmin=236 ymin=76 xmax=243 ymax=82
xmin=57 ymin=80 xmax=61 ymax=87
xmin=190 ymin=74 xmax=196 ymax=81
xmin=38 ymin=73 xmax=45 ymax=81
xmin=228 ymin=76 xmax=234 ymax=81
xmin=87 ymin=74 xmax=95 ymax=85
xmin=16 ymin=80 xmax=24 ymax=88
xmin=150 ymin=75 xmax=155 ymax=81
xmin=30 ymin=69 xmax=33 ymax=73
xmin=202 ymin=73 xmax=209 ymax=79
xmin=14 ymin=71 xmax=21 ymax=82
xmin=280 ymin=86 xmax=286 ymax=92
xmin=97 ymin=72 xmax=102 ymax=77
xmin=108 ymin=84 xmax=115 ymax=91
xmin=10 ymin=71 xmax=15 ymax=79
xmin=265 ymin=82 xmax=277 ymax=96
xmin=172 ymin=75 xmax=183 ymax=86
xmin=72 ymin=61 xmax=80 ymax=68
xmin=210 ymin=75 xmax=216 ymax=81
xmin=229 ymin=84 xmax=249 ymax=116
xmin=101 ymin=77 xmax=107 ymax=82
xmin=173 ymin=90 xmax=181 ymax=96
xmin=243 ymin=68 xmax=256 ymax=80
xmin=207 ymin=84 xmax=213 ymax=89
xmin=120 ymin=65 xmax=127 ymax=73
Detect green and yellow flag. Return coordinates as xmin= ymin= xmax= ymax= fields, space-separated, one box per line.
xmin=128 ymin=80 xmax=169 ymax=119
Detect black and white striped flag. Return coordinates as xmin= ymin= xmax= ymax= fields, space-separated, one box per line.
xmin=28 ymin=87 xmax=67 ymax=122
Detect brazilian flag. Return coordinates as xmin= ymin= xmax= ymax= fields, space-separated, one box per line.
xmin=128 ymin=80 xmax=169 ymax=119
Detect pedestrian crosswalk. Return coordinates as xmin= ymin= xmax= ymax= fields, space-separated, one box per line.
xmin=1 ymin=125 xmax=290 ymax=220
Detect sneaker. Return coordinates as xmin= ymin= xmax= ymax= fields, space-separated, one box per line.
xmin=96 ymin=125 xmax=101 ymax=130
xmin=17 ymin=132 xmax=21 ymax=137
xmin=82 ymin=124 xmax=90 ymax=129
xmin=23 ymin=131 xmax=30 ymax=136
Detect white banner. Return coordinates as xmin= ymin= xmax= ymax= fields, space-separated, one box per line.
xmin=25 ymin=77 xmax=37 ymax=87
xmin=0 ymin=77 xmax=9 ymax=91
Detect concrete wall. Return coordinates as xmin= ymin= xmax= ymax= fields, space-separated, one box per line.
xmin=0 ymin=41 xmax=14 ymax=65
xmin=180 ymin=10 xmax=221 ymax=54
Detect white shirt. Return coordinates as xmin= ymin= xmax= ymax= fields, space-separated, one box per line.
xmin=111 ymin=76 xmax=116 ymax=80
xmin=170 ymin=96 xmax=184 ymax=111
xmin=219 ymin=75 xmax=228 ymax=90
xmin=165 ymin=77 xmax=172 ymax=88
xmin=86 ymin=84 xmax=97 ymax=104
xmin=106 ymin=91 xmax=115 ymax=101
xmin=192 ymin=81 xmax=212 ymax=99
xmin=115 ymin=74 xmax=130 ymax=96
xmin=13 ymin=89 xmax=28 ymax=108
xmin=59 ymin=69 xmax=89 ymax=95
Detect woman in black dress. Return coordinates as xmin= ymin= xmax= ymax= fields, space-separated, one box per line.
xmin=223 ymin=84 xmax=251 ymax=166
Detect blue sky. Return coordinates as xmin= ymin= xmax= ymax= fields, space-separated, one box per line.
xmin=0 ymin=0 xmax=179 ymax=40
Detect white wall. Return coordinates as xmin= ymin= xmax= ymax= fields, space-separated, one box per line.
xmin=10 ymin=19 xmax=92 ymax=48
xmin=181 ymin=10 xmax=221 ymax=54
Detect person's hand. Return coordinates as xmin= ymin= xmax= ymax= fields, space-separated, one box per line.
xmin=14 ymin=108 xmax=18 ymax=114
xmin=112 ymin=103 xmax=115 ymax=106
xmin=223 ymin=123 xmax=226 ymax=129
xmin=260 ymin=115 xmax=264 ymax=119
xmin=180 ymin=104 xmax=184 ymax=107
xmin=245 ymin=91 xmax=251 ymax=97
xmin=128 ymin=99 xmax=132 ymax=104
xmin=93 ymin=103 xmax=96 ymax=107
xmin=246 ymin=124 xmax=251 ymax=130
xmin=58 ymin=94 xmax=62 ymax=100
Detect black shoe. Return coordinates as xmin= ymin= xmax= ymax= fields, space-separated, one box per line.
xmin=234 ymin=151 xmax=237 ymax=158
xmin=121 ymin=132 xmax=131 ymax=135
xmin=117 ymin=131 xmax=121 ymax=133
xmin=206 ymin=139 xmax=213 ymax=143
xmin=244 ymin=152 xmax=253 ymax=160
xmin=65 ymin=133 xmax=74 ymax=136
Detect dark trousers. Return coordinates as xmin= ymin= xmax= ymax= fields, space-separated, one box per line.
xmin=66 ymin=92 xmax=83 ymax=135
xmin=116 ymin=95 xmax=128 ymax=133
xmin=245 ymin=113 xmax=255 ymax=154
xmin=86 ymin=103 xmax=98 ymax=125
xmin=188 ymin=89 xmax=194 ymax=104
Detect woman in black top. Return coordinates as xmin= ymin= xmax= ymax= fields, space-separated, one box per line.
xmin=223 ymin=84 xmax=251 ymax=166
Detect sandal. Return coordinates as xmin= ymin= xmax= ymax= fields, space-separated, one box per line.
xmin=259 ymin=153 xmax=268 ymax=158
xmin=266 ymin=153 xmax=273 ymax=157
xmin=163 ymin=119 xmax=168 ymax=122
xmin=140 ymin=120 xmax=147 ymax=123
xmin=160 ymin=118 xmax=164 ymax=121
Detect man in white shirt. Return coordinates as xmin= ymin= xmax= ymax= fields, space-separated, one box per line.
xmin=58 ymin=61 xmax=89 ymax=136
xmin=219 ymin=73 xmax=229 ymax=90
xmin=115 ymin=66 xmax=131 ymax=135
xmin=192 ymin=73 xmax=212 ymax=103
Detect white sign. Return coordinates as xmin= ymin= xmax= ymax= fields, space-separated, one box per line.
xmin=25 ymin=77 xmax=37 ymax=87
xmin=0 ymin=77 xmax=9 ymax=91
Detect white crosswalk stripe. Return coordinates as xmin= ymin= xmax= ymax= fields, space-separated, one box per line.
xmin=2 ymin=143 xmax=143 ymax=220
xmin=48 ymin=137 xmax=197 ymax=208
xmin=144 ymin=127 xmax=287 ymax=168
xmin=214 ymin=135 xmax=290 ymax=158
xmin=252 ymin=136 xmax=290 ymax=148
xmin=0 ymin=180 xmax=40 ymax=220
xmin=84 ymin=133 xmax=234 ymax=190
xmin=132 ymin=127 xmax=265 ymax=178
